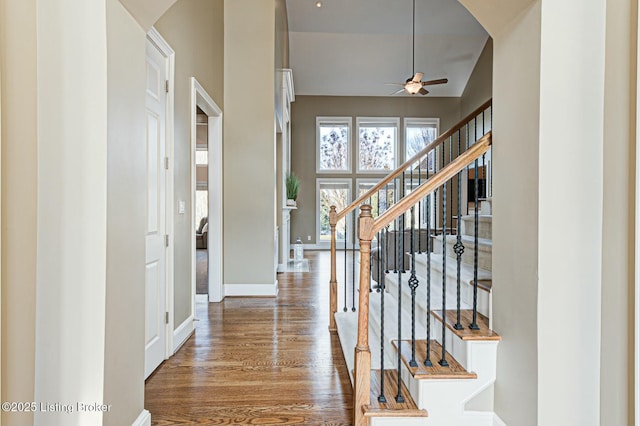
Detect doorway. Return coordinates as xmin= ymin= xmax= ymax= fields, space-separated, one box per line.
xmin=190 ymin=78 xmax=223 ymax=303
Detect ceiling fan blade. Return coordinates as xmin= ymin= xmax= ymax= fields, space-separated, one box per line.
xmin=384 ymin=83 xmax=405 ymax=86
xmin=419 ymin=88 xmax=429 ymax=95
xmin=412 ymin=72 xmax=424 ymax=82
xmin=422 ymin=78 xmax=449 ymax=86
xmin=389 ymin=88 xmax=406 ymax=95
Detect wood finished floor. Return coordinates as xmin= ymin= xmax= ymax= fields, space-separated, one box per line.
xmin=145 ymin=251 xmax=353 ymax=425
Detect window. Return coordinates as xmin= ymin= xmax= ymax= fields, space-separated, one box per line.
xmin=405 ymin=118 xmax=439 ymax=173
xmin=356 ymin=179 xmax=394 ymax=219
xmin=357 ymin=117 xmax=399 ymax=173
xmin=317 ymin=179 xmax=352 ymax=243
xmin=317 ymin=117 xmax=352 ymax=173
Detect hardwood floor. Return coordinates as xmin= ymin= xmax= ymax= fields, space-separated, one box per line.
xmin=145 ymin=251 xmax=353 ymax=425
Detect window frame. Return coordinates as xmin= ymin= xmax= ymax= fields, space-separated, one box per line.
xmin=316 ymin=116 xmax=353 ymax=174
xmin=356 ymin=117 xmax=400 ymax=174
xmin=316 ymin=178 xmax=353 ymax=245
xmin=404 ymin=117 xmax=440 ymax=173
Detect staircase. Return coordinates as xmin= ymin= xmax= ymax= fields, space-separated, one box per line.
xmin=328 ymin=100 xmax=501 ymax=425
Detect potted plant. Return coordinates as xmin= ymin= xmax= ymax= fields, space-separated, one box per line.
xmin=286 ymin=173 xmax=299 ymax=207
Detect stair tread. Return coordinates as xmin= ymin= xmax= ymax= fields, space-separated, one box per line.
xmin=364 ymin=369 xmax=429 ymax=417
xmin=460 ymin=214 xmax=492 ymax=222
xmin=392 ymin=339 xmax=477 ymax=380
xmin=432 ymin=309 xmax=501 ymax=341
xmin=414 ymin=252 xmax=492 ymax=290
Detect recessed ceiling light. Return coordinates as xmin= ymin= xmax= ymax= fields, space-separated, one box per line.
xmin=316 ymin=1 xmax=322 ymax=7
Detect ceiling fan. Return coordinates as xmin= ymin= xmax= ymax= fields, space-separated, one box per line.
xmin=387 ymin=0 xmax=448 ymax=95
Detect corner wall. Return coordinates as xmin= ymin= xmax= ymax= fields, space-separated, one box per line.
xmin=491 ymin=3 xmax=541 ymax=425
xmin=104 ymin=1 xmax=147 ymax=424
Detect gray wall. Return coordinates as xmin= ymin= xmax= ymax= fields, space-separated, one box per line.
xmin=290 ymin=96 xmax=462 ymax=245
xmin=461 ymin=38 xmax=493 ymax=117
xmin=155 ymin=0 xmax=224 ymax=324
xmin=223 ymin=0 xmax=277 ymax=287
xmin=104 ymin=1 xmax=147 ymax=424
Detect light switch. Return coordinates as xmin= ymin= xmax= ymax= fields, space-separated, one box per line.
xmin=178 ymin=200 xmax=186 ymax=214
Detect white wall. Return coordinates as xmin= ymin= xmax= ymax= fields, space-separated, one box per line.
xmin=537 ymin=0 xmax=606 ymax=423
xmin=33 ymin=0 xmax=108 ymax=424
xmin=223 ymin=0 xmax=277 ymax=290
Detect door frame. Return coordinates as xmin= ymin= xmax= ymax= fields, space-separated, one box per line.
xmin=147 ymin=27 xmax=175 ymax=358
xmin=190 ymin=78 xmax=223 ymax=304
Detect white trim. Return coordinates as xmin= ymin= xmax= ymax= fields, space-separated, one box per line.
xmin=316 ymin=116 xmax=353 ymax=174
xmin=190 ymin=78 xmax=224 ymax=304
xmin=132 ymin=410 xmax=151 ymax=426
xmin=172 ymin=315 xmax=195 ymax=353
xmin=356 ymin=116 xmax=400 ymax=174
xmin=493 ymin=413 xmax=508 ymax=426
xmin=146 ymin=27 xmax=175 ymax=360
xmin=224 ymin=281 xmax=279 ymax=297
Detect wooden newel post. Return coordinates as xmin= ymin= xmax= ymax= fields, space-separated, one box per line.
xmin=329 ymin=205 xmax=338 ymax=332
xmin=353 ymin=205 xmax=374 ymax=426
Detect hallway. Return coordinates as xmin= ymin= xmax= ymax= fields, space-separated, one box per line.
xmin=145 ymin=251 xmax=353 ymax=425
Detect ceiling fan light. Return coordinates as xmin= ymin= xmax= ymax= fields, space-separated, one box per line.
xmin=315 ymin=1 xmax=322 ymax=7
xmin=405 ymin=81 xmax=422 ymax=94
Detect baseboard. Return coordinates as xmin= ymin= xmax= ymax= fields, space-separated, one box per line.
xmin=132 ymin=409 xmax=151 ymax=426
xmin=173 ymin=315 xmax=194 ymax=353
xmin=493 ymin=413 xmax=507 ymax=426
xmin=224 ymin=281 xmax=279 ymax=297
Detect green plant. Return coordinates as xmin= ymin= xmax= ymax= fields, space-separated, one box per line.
xmin=286 ymin=173 xmax=300 ymax=201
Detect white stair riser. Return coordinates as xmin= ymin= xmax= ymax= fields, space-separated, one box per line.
xmin=433 ymin=237 xmax=492 ymax=271
xmin=460 ymin=216 xmax=492 ymax=240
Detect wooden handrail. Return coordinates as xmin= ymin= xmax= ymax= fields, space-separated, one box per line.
xmin=335 ymin=98 xmax=492 ymax=221
xmin=368 ymin=131 xmax=492 ymax=238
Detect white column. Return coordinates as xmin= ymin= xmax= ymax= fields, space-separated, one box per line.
xmin=34 ymin=0 xmax=108 ymax=424
xmin=537 ymin=0 xmax=606 ymax=424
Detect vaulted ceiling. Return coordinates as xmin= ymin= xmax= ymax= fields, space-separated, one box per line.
xmin=286 ymin=0 xmax=489 ymax=97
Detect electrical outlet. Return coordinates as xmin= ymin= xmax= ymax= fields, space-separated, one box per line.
xmin=307 ymin=235 xmax=311 ymax=241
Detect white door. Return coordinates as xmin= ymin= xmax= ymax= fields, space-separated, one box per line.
xmin=145 ymin=38 xmax=168 ymax=379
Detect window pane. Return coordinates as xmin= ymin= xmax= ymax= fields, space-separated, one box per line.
xmin=319 ymin=125 xmax=349 ymax=171
xmin=195 ymin=190 xmax=208 ymax=231
xmin=359 ymin=126 xmax=395 ymax=171
xmin=196 ymin=151 xmax=208 ymax=165
xmin=406 ymin=126 xmax=437 ymax=170
xmin=319 ymin=183 xmax=349 ymax=241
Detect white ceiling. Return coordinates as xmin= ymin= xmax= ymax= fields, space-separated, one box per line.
xmin=286 ymin=0 xmax=489 ymax=97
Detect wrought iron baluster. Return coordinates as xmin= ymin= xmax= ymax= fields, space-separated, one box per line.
xmin=417 ymin=152 xmax=422 ymax=253
xmin=396 ymin=212 xmax=405 ymax=403
xmin=343 ymin=217 xmax=347 ymax=312
xmin=378 ymin=228 xmax=387 ymax=403
xmin=352 ymin=212 xmax=356 ymax=312
xmin=454 ymin=130 xmax=464 ymax=330
xmin=424 ymin=190 xmax=432 ymax=367
xmin=439 ymin=145 xmax=449 ymax=367
xmin=470 ymin=157 xmax=480 ymax=330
